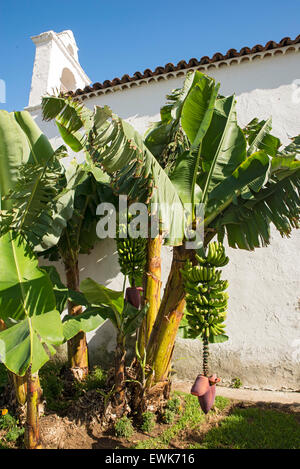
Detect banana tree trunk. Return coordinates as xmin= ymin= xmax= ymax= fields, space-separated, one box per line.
xmin=64 ymin=255 xmax=88 ymax=381
xmin=145 ymin=245 xmax=195 ymax=387
xmin=138 ymin=235 xmax=162 ymax=356
xmin=24 ymin=369 xmax=42 ymax=449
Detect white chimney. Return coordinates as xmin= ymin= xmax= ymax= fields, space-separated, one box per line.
xmin=28 ymin=30 xmax=91 ymax=107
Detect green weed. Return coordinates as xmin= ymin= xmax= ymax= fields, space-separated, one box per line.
xmin=141 ymin=411 xmax=156 ymax=433
xmin=115 ymin=416 xmax=134 ymax=439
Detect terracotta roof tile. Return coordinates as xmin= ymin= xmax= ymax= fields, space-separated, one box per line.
xmin=162 ymin=63 xmax=173 ymax=72
xmin=67 ymin=34 xmax=300 ymax=98
xmin=239 ymin=47 xmax=252 ymax=56
xmin=92 ymin=82 xmax=104 ymax=90
xmin=199 ymin=55 xmax=211 ymax=64
xmin=120 ymin=74 xmax=131 ymax=83
xmin=224 ymin=48 xmax=239 ymax=59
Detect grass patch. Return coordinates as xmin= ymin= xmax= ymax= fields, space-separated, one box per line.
xmin=134 ymin=393 xmax=229 ymax=449
xmin=190 ymin=406 xmax=300 ymax=449
xmin=212 ymin=395 xmax=229 ymax=412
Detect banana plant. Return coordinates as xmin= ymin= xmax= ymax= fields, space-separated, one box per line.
xmin=41 ymin=73 xmax=300 ymax=398
xmin=0 ymin=110 xmax=69 ymax=405
xmin=0 ymin=231 xmax=108 ymax=448
xmin=0 ymin=109 xmax=116 ymax=380
xmin=41 ymin=96 xmax=163 ymax=362
xmin=80 ymin=278 xmax=148 ymax=407
xmin=0 ymin=232 xmax=63 ymax=448
xmin=38 ymin=166 xmax=115 ymax=380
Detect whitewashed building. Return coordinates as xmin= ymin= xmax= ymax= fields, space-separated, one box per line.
xmin=26 ymin=30 xmax=300 ymax=391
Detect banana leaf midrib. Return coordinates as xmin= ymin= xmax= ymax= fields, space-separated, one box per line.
xmin=10 ymin=233 xmax=31 ymax=319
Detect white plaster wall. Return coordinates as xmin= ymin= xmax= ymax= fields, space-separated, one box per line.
xmin=29 ymin=50 xmax=300 ymax=390
xmin=29 ymin=40 xmax=53 ymax=107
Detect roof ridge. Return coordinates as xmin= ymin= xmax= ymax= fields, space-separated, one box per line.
xmin=66 ymin=34 xmax=300 ymax=99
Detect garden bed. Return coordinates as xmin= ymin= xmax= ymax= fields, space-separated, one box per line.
xmin=1 ymin=363 xmax=299 ymax=450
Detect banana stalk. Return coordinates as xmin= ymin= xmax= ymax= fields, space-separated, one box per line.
xmin=114 ymin=332 xmax=126 ymax=406
xmin=202 ymin=338 xmax=209 ymax=377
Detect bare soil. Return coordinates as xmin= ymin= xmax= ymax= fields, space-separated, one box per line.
xmin=35 ymin=391 xmax=300 ymax=449
xmin=1 ymin=372 xmax=299 ymax=450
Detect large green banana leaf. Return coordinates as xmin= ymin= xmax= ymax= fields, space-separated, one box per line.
xmin=0 ymin=111 xmax=54 ymax=208
xmin=42 ymin=96 xmax=94 ymax=153
xmin=213 ymin=167 xmax=300 ymax=249
xmin=39 ymin=265 xmax=113 ymax=340
xmin=39 ymin=264 xmax=88 ymax=313
xmin=80 ymin=277 xmax=148 ymax=335
xmin=197 ymin=95 xmax=247 ymax=203
xmin=1 ymin=147 xmax=75 ymax=250
xmin=62 ymin=307 xmax=109 ymax=341
xmin=0 ymin=309 xmax=63 ymax=376
xmin=243 ymin=117 xmax=280 ymax=157
xmin=0 ymin=232 xmax=64 ymax=375
xmin=13 ymin=111 xmax=54 ymax=164
xmin=206 ymin=151 xmax=271 ymax=212
xmin=180 ymin=74 xmax=219 ymax=149
xmin=80 ymin=278 xmax=124 ymax=319
xmin=170 ymin=74 xmax=219 ymax=211
xmin=0 ymin=110 xmax=76 ymax=251
xmin=0 ymin=232 xmax=56 ymax=320
xmin=0 ymin=112 xmax=34 ymax=208
xmin=0 ymin=112 xmax=27 ymax=207
xmin=0 ymin=234 xmax=109 ymax=375
xmin=144 ymin=71 xmax=206 ymax=160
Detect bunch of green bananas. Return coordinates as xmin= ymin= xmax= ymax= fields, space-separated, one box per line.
xmin=196 ymin=241 xmax=229 ymax=267
xmin=181 ymin=241 xmax=229 ymax=341
xmin=116 ymin=235 xmax=147 ymax=287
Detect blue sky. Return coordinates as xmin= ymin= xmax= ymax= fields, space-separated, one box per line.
xmin=1 ymin=0 xmax=299 ymax=111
